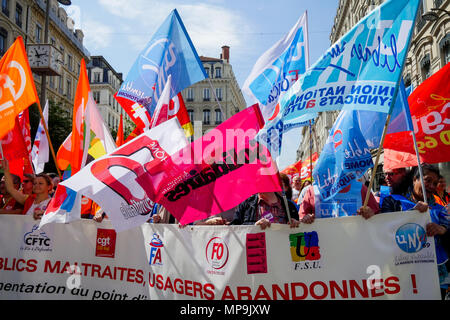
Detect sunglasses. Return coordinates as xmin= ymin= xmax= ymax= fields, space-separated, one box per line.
xmin=384 ymin=172 xmax=400 ymax=177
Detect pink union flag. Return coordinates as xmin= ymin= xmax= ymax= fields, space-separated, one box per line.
xmin=156 ymin=104 xmax=282 ymax=225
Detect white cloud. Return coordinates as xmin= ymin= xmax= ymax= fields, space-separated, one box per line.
xmin=95 ymin=0 xmax=252 ymax=57
xmin=82 ymin=19 xmax=114 ymax=51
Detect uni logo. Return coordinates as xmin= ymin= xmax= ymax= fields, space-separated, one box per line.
xmin=395 ymin=223 xmax=427 ymax=254
xmin=149 ymin=233 xmax=163 ymax=266
xmin=289 ymin=231 xmax=321 ymax=262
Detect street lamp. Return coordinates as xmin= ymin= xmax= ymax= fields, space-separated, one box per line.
xmin=422 ymin=8 xmax=450 ymax=22
xmin=39 ymin=0 xmax=72 ymax=179
xmin=41 ymin=0 xmax=72 ymax=105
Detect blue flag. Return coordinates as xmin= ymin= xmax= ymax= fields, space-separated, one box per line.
xmin=312 ymin=79 xmax=413 ymax=201
xmin=261 ymin=0 xmax=420 ymax=137
xmin=386 ymin=79 xmax=414 ymax=134
xmin=116 ymin=9 xmax=207 ymax=117
xmin=313 ymin=110 xmax=376 ymax=200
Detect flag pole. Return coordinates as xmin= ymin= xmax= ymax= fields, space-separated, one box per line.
xmin=36 ymin=100 xmax=62 ymax=179
xmin=363 ymin=113 xmax=391 ymax=207
xmin=411 ymin=127 xmax=427 ymax=202
xmin=363 ymin=2 xmax=420 ymax=208
xmin=309 ymin=120 xmax=313 ymax=183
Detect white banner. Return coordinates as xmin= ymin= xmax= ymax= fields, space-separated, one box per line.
xmin=0 ymin=211 xmax=441 ymax=300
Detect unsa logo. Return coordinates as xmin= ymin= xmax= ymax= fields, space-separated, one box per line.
xmin=395 ymin=223 xmax=428 ymax=254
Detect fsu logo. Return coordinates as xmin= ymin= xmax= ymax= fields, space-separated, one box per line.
xmin=205 ymin=237 xmax=229 ymax=270
xmin=149 ymin=233 xmax=163 ymax=266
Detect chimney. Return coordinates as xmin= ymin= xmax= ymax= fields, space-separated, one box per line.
xmin=221 ymin=45 xmax=230 ymax=63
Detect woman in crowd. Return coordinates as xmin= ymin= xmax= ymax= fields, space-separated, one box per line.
xmin=2 ymin=160 xmax=53 ymax=220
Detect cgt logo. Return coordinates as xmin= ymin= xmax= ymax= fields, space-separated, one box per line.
xmin=395 ymin=223 xmax=428 ymax=254
xmin=95 ymin=228 xmax=117 ymax=258
xmin=206 ymin=237 xmax=229 ymax=270
xmin=149 ymin=233 xmax=163 ymax=266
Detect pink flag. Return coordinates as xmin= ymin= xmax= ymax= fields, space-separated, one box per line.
xmin=156 ymin=104 xmax=282 ymax=225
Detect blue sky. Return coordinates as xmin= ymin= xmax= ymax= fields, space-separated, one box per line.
xmin=66 ymin=0 xmax=339 ymax=170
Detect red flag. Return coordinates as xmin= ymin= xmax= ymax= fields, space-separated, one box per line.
xmin=114 ymin=92 xmax=152 ymax=129
xmin=300 ymin=152 xmax=318 ymax=181
xmin=383 ymin=62 xmax=450 ymax=170
xmin=169 ymin=93 xmax=193 ymax=137
xmin=0 ymin=36 xmax=40 ymax=140
xmin=282 ymin=159 xmax=302 ymax=180
xmin=0 ymin=115 xmax=30 ymax=179
xmin=116 ymin=114 xmax=124 ymax=147
xmin=124 ymin=126 xmax=143 ymax=143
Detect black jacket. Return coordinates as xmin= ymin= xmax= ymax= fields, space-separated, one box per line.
xmin=230 ymin=193 xmax=299 ymax=225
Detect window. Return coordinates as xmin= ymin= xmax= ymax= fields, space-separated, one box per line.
xmin=216 ymin=88 xmax=222 ymax=101
xmin=109 ymin=93 xmax=112 ymax=106
xmin=215 ymin=109 xmax=222 ymax=124
xmin=49 ymin=76 xmax=55 ymax=89
xmin=94 ymin=72 xmax=101 ymax=83
xmin=187 ymin=88 xmax=194 ymax=101
xmin=421 ymin=54 xmax=431 ymax=81
xmin=58 ymin=74 xmax=63 ymax=94
xmin=404 ymin=74 xmax=411 ymax=88
xmin=93 ymin=91 xmax=100 ymax=103
xmin=188 ymin=109 xmax=194 ymax=122
xmin=203 ymin=109 xmax=210 ymax=125
xmin=2 ymin=0 xmax=9 ymax=17
xmin=203 ymin=88 xmax=210 ymax=101
xmin=66 ymin=77 xmax=72 ymax=99
xmin=445 ymin=43 xmax=450 ymax=65
xmin=67 ymin=54 xmax=73 ymax=71
xmin=204 ymin=67 xmax=209 ymax=77
xmin=0 ymin=27 xmax=7 ymax=56
xmin=35 ymin=24 xmax=42 ymax=43
xmin=15 ymin=3 xmax=22 ymax=28
xmin=215 ymin=67 xmax=221 ymax=78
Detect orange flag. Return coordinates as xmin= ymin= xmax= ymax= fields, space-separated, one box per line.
xmin=69 ymin=59 xmax=91 ymax=175
xmin=0 ymin=36 xmax=39 ymax=140
xmin=116 ymin=114 xmax=124 ymax=147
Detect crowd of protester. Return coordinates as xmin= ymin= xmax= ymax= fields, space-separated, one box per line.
xmin=0 ymin=158 xmax=449 ymax=299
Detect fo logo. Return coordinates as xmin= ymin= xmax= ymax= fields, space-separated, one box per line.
xmin=149 ymin=233 xmax=163 ymax=266
xmin=395 ymin=223 xmax=428 ymax=253
xmin=206 ymin=237 xmax=229 ymax=270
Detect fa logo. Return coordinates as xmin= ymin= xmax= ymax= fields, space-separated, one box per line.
xmin=149 ymin=233 xmax=163 ymax=266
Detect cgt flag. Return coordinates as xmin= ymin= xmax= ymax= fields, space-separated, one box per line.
xmin=60 ymin=118 xmax=188 ymax=232
xmin=383 ymin=62 xmax=450 ymax=170
xmin=115 ymin=9 xmax=206 ymax=128
xmin=262 ymin=0 xmax=420 ymax=138
xmin=0 ymin=36 xmax=40 ymax=140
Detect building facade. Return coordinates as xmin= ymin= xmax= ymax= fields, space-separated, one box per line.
xmin=181 ymin=46 xmax=246 ymax=136
xmin=296 ymin=0 xmax=450 ymax=181
xmin=0 ymin=0 xmax=90 ymax=114
xmin=86 ymin=56 xmax=132 ymax=133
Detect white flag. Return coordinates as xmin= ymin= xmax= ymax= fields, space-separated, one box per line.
xmin=60 ymin=118 xmax=188 ymax=232
xmin=31 ymin=100 xmax=49 ymax=174
xmin=243 ymin=12 xmax=310 ymax=121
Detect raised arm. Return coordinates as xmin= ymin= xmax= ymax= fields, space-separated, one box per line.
xmin=1 ymin=160 xmax=28 ymax=205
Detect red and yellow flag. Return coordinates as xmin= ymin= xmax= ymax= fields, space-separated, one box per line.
xmin=0 ymin=36 xmax=39 ymax=140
